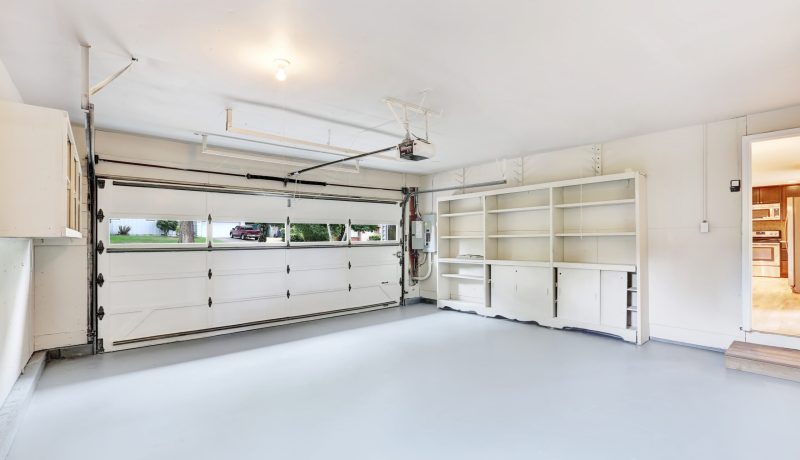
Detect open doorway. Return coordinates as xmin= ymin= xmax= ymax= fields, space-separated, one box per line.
xmin=744 ymin=130 xmax=800 ymax=338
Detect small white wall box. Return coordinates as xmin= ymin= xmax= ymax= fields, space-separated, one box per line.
xmin=411 ymin=220 xmax=425 ymax=249
xmin=0 ymin=101 xmax=82 ymax=238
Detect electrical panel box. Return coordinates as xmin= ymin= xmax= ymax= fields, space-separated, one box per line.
xmin=411 ymin=214 xmax=436 ymax=253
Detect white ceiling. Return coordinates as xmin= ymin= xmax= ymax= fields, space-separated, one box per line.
xmin=2 ymin=0 xmax=800 ymax=174
xmin=752 ymin=136 xmax=800 ymax=187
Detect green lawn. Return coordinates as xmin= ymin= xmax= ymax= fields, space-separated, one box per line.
xmin=110 ymin=235 xmax=207 ymax=244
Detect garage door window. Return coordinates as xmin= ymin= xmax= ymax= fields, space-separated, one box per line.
xmin=349 ymin=223 xmax=398 ymax=243
xmin=289 ymin=223 xmax=348 ymax=244
xmin=212 ymin=221 xmax=286 ymax=245
xmin=109 ymin=218 xmax=207 ymax=245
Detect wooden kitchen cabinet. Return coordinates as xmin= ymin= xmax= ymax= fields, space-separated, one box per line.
xmin=753 ymin=186 xmax=783 ymax=204
xmin=0 ymin=101 xmax=82 ymax=238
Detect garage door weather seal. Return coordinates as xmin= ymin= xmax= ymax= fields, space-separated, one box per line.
xmin=112 ymin=302 xmax=398 ymax=347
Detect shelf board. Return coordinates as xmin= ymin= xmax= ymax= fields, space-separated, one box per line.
xmin=441 ymin=274 xmax=484 ymax=281
xmin=439 ymin=211 xmax=483 ymax=218
xmin=440 ymin=235 xmax=483 ymax=239
xmin=488 ymin=233 xmax=549 ymax=238
xmin=487 ymin=205 xmax=549 ymax=214
xmin=555 ymin=232 xmax=635 ymax=237
xmin=627 ymin=287 xmax=638 ymax=292
xmin=554 ymin=198 xmax=635 ymax=209
xmin=627 ymin=306 xmax=638 ymax=312
xmin=554 ymin=262 xmax=637 ymax=272
xmin=63 ymin=228 xmax=82 ymax=238
xmin=484 ymin=259 xmax=551 ymax=267
xmin=438 ymin=258 xmax=485 ymax=265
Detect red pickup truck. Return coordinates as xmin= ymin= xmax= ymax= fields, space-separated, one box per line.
xmin=229 ymin=224 xmax=261 ymax=240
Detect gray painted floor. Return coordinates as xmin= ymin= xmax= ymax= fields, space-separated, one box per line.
xmin=9 ymin=305 xmax=800 ymax=460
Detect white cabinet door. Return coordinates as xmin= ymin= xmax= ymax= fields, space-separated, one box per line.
xmin=557 ymin=268 xmax=600 ymax=324
xmin=600 ymin=270 xmax=627 ymax=329
xmin=515 ymin=266 xmax=553 ymax=322
xmin=490 ymin=265 xmax=552 ymax=322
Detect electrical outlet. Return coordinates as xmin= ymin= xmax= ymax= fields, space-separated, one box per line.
xmin=700 ymin=220 xmax=709 ymax=233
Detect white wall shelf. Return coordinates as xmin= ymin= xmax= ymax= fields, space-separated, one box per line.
xmin=440 ymin=211 xmax=483 ymax=217
xmin=488 ymin=233 xmax=549 ymax=238
xmin=487 ymin=205 xmax=549 ymax=214
xmin=554 ymin=198 xmax=635 ymax=208
xmin=441 ymin=274 xmax=484 ymax=281
xmin=436 ymin=171 xmax=648 ymax=344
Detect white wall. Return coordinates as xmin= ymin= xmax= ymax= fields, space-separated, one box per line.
xmin=421 ymin=105 xmax=800 ymax=349
xmin=0 ymin=58 xmax=32 ymax=407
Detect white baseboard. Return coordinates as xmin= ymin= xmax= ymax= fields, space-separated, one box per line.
xmin=649 ymin=323 xmax=745 ymax=350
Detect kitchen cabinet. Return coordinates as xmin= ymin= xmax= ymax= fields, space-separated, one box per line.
xmin=556 ymin=268 xmax=601 ymax=324
xmin=0 ymin=101 xmax=82 ymax=238
xmin=753 ymin=186 xmax=783 ymax=205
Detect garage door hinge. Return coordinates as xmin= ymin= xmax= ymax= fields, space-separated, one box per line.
xmin=97 ymin=209 xmax=104 ymax=222
xmin=96 ymin=273 xmax=104 ymax=287
xmin=97 ymin=306 xmax=105 ymax=320
xmin=348 ymin=283 xmax=352 ymax=292
xmin=96 ymin=240 xmax=105 ymax=254
xmin=208 ymin=214 xmax=212 ymax=221
xmin=286 ymin=290 xmax=290 ymax=299
xmin=348 ymin=261 xmax=351 ymax=269
xmin=208 ymin=269 xmax=212 ymax=279
xmin=97 ymin=179 xmax=105 ymax=189
xmin=208 ymin=297 xmax=212 ymax=308
xmin=97 ymin=339 xmax=104 ymax=353
xmin=286 ymin=264 xmax=290 ymax=274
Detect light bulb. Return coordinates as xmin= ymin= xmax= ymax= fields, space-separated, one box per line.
xmin=274 ymin=59 xmax=290 ymax=82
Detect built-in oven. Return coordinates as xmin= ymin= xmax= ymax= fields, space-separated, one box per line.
xmin=753 ymin=230 xmax=781 ymax=277
xmin=753 ymin=203 xmax=781 ymax=221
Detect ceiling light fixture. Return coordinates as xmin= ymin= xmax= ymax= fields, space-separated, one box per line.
xmin=274 ymin=58 xmax=290 ymax=81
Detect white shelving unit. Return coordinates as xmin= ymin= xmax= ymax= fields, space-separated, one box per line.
xmin=436 ymin=172 xmax=648 ymax=344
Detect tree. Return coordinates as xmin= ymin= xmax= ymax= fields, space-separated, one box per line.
xmin=156 ymin=220 xmax=178 ymax=236
xmin=290 ymin=224 xmax=345 ymax=242
xmin=177 ymin=221 xmax=196 ymax=243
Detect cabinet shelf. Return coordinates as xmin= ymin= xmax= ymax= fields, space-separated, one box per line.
xmin=554 ymin=198 xmax=635 ymax=209
xmin=440 ymin=211 xmax=483 ymax=217
xmin=438 ymin=258 xmax=484 ymax=265
xmin=555 ymin=232 xmax=635 ymax=237
xmin=440 ymin=235 xmax=483 ymax=239
xmin=488 ymin=233 xmax=549 ymax=239
xmin=487 ymin=205 xmax=549 ymax=214
xmin=554 ymin=262 xmax=637 ymax=272
xmin=485 ymin=259 xmax=551 ymax=267
xmin=441 ymin=274 xmax=484 ymax=281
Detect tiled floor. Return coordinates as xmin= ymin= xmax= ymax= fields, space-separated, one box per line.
xmin=9 ymin=304 xmax=800 ymax=460
xmin=752 ymin=276 xmax=800 ymax=337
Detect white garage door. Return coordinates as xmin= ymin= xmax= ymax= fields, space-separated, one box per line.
xmin=96 ymin=180 xmax=402 ymax=352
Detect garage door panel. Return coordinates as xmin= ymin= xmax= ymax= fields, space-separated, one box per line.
xmin=212 ymin=271 xmax=287 ymax=302
xmin=107 ymin=252 xmax=207 ymax=279
xmin=350 ymin=284 xmax=400 ymax=307
xmin=106 ymin=276 xmax=208 ymax=312
xmin=349 ymin=246 xmax=400 ymax=266
xmin=105 ymin=183 xmax=206 ymax=219
xmin=210 ymin=249 xmax=286 ymax=273
xmin=350 ymin=265 xmax=398 ymax=288
xmin=207 ymin=192 xmax=287 ymax=222
xmin=104 ymin=304 xmax=209 ymax=350
xmin=210 ymin=298 xmax=287 ymax=328
xmin=287 ymin=248 xmax=347 ymax=269
xmin=288 ymin=268 xmax=348 ymax=293
xmin=288 ymin=291 xmax=349 ymax=316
